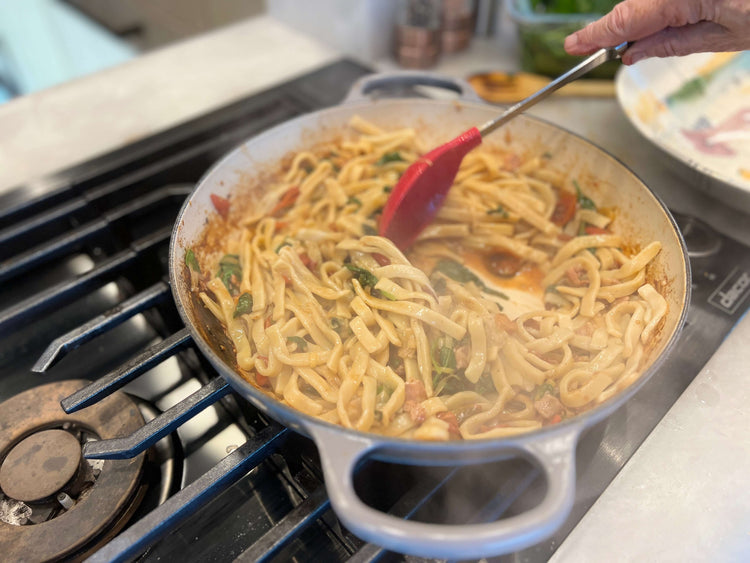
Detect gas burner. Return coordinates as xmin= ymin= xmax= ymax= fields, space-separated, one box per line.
xmin=0 ymin=380 xmax=147 ymax=561
xmin=673 ymin=213 xmax=722 ymax=257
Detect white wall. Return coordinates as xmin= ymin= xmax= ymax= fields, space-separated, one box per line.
xmin=267 ymin=0 xmax=399 ymax=62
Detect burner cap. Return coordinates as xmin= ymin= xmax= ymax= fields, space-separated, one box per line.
xmin=0 ymin=429 xmax=82 ymax=503
xmin=0 ymin=380 xmax=147 ymax=561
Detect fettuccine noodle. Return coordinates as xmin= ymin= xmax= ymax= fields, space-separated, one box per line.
xmin=186 ymin=116 xmax=668 ymax=441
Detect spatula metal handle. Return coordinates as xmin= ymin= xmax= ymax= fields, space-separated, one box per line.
xmin=478 ymin=42 xmax=629 ymax=137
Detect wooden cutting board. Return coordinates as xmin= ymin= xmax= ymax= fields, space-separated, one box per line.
xmin=468 ymin=71 xmax=616 ymax=104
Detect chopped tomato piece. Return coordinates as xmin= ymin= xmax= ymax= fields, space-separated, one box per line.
xmin=270 ymin=187 xmax=300 ymax=217
xmin=436 ymin=411 xmax=461 ymax=437
xmin=264 ymin=316 xmax=272 ymax=329
xmin=405 ymin=380 xmax=427 ymax=403
xmin=534 ymin=394 xmax=563 ymax=419
xmin=282 ymin=274 xmax=292 ymax=286
xmin=403 ymin=400 xmax=426 ymax=425
xmin=210 ymin=194 xmax=231 ymax=219
xmin=532 ymin=349 xmax=564 ymax=364
xmin=548 ymin=413 xmax=563 ymax=425
xmin=503 ymin=153 xmax=521 ymax=171
xmin=485 ymin=252 xmax=523 ymax=277
xmin=274 ymin=221 xmax=289 ymax=232
xmin=551 ymin=190 xmax=576 ymax=226
xmin=372 ymin=252 xmax=391 ymax=266
xmin=454 ymin=344 xmax=470 ymax=370
xmin=494 ymin=312 xmax=516 ymax=333
xmin=255 ymin=372 xmax=270 ymax=387
xmin=299 ymin=252 xmax=317 ymax=270
xmin=584 ymin=225 xmax=610 ymax=235
xmin=566 ymin=266 xmax=586 ymax=287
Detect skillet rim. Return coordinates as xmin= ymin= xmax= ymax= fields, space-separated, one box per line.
xmin=168 ymin=96 xmax=691 ymax=458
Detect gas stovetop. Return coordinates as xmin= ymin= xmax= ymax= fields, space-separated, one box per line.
xmin=0 ymin=59 xmax=748 ymax=563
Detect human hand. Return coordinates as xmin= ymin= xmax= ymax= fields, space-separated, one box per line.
xmin=564 ymin=0 xmax=750 ymax=65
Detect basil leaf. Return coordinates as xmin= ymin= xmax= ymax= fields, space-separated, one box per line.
xmin=433 ymin=259 xmax=508 ymax=300
xmin=275 ymin=240 xmax=293 ymax=253
xmin=431 ymin=276 xmax=447 ymax=295
xmin=533 ymin=381 xmax=557 ymax=400
xmin=376 ymin=383 xmax=393 ymax=404
xmin=185 ymin=248 xmax=201 ymax=273
xmin=377 ymin=152 xmax=404 ymax=165
xmin=347 ymin=196 xmax=362 ymax=208
xmin=373 ymin=289 xmax=397 ymax=301
xmin=431 ymin=338 xmax=456 ymax=375
xmin=433 ymin=372 xmax=466 ymax=396
xmin=434 ymin=259 xmax=478 ymax=284
xmin=330 ymin=317 xmax=352 ymax=339
xmin=362 ymin=224 xmax=378 ymax=236
xmin=573 ymin=179 xmax=596 ymax=210
xmin=233 ymin=292 xmax=253 ymax=318
xmin=439 ymin=346 xmax=456 ymax=371
xmin=345 ymin=263 xmax=379 ymax=290
xmin=483 ymin=287 xmax=508 ymax=301
xmin=474 ymin=374 xmax=495 ymax=395
xmin=287 ymin=336 xmax=308 ymax=352
xmin=383 ymin=186 xmax=392 ymax=193
xmin=486 ymin=205 xmax=508 ymax=217
xmin=218 ymin=254 xmax=241 ymax=295
xmin=442 ymin=376 xmax=468 ymax=395
xmin=389 ymin=354 xmax=403 ymax=370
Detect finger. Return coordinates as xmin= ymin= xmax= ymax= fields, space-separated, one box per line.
xmin=622 ymin=21 xmax=742 ymax=64
xmin=564 ymin=0 xmax=709 ymax=55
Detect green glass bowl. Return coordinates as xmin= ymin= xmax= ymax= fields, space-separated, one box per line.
xmin=509 ymin=0 xmax=620 ymax=79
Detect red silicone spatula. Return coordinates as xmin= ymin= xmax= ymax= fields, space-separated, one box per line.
xmin=379 ymin=42 xmax=629 ymax=250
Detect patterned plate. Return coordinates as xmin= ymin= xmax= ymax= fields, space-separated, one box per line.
xmin=616 ymin=51 xmax=750 ymax=200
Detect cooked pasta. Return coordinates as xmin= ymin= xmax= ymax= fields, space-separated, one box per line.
xmin=186 ymin=116 xmax=668 ymax=441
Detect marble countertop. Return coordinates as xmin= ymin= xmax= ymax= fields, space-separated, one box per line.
xmin=0 ymin=15 xmax=338 ymax=195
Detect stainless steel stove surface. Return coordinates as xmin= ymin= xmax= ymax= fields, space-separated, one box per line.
xmin=1 ymin=59 xmax=749 ymax=562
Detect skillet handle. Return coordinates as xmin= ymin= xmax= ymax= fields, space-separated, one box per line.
xmin=306 ymin=424 xmax=582 ymax=559
xmin=343 ymin=71 xmax=484 ymax=104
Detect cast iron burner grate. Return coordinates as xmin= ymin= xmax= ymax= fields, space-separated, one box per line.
xmin=1 ymin=59 xmax=749 ymax=562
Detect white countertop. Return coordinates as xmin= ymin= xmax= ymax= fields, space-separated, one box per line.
xmin=0 ymin=15 xmax=338 ymax=195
